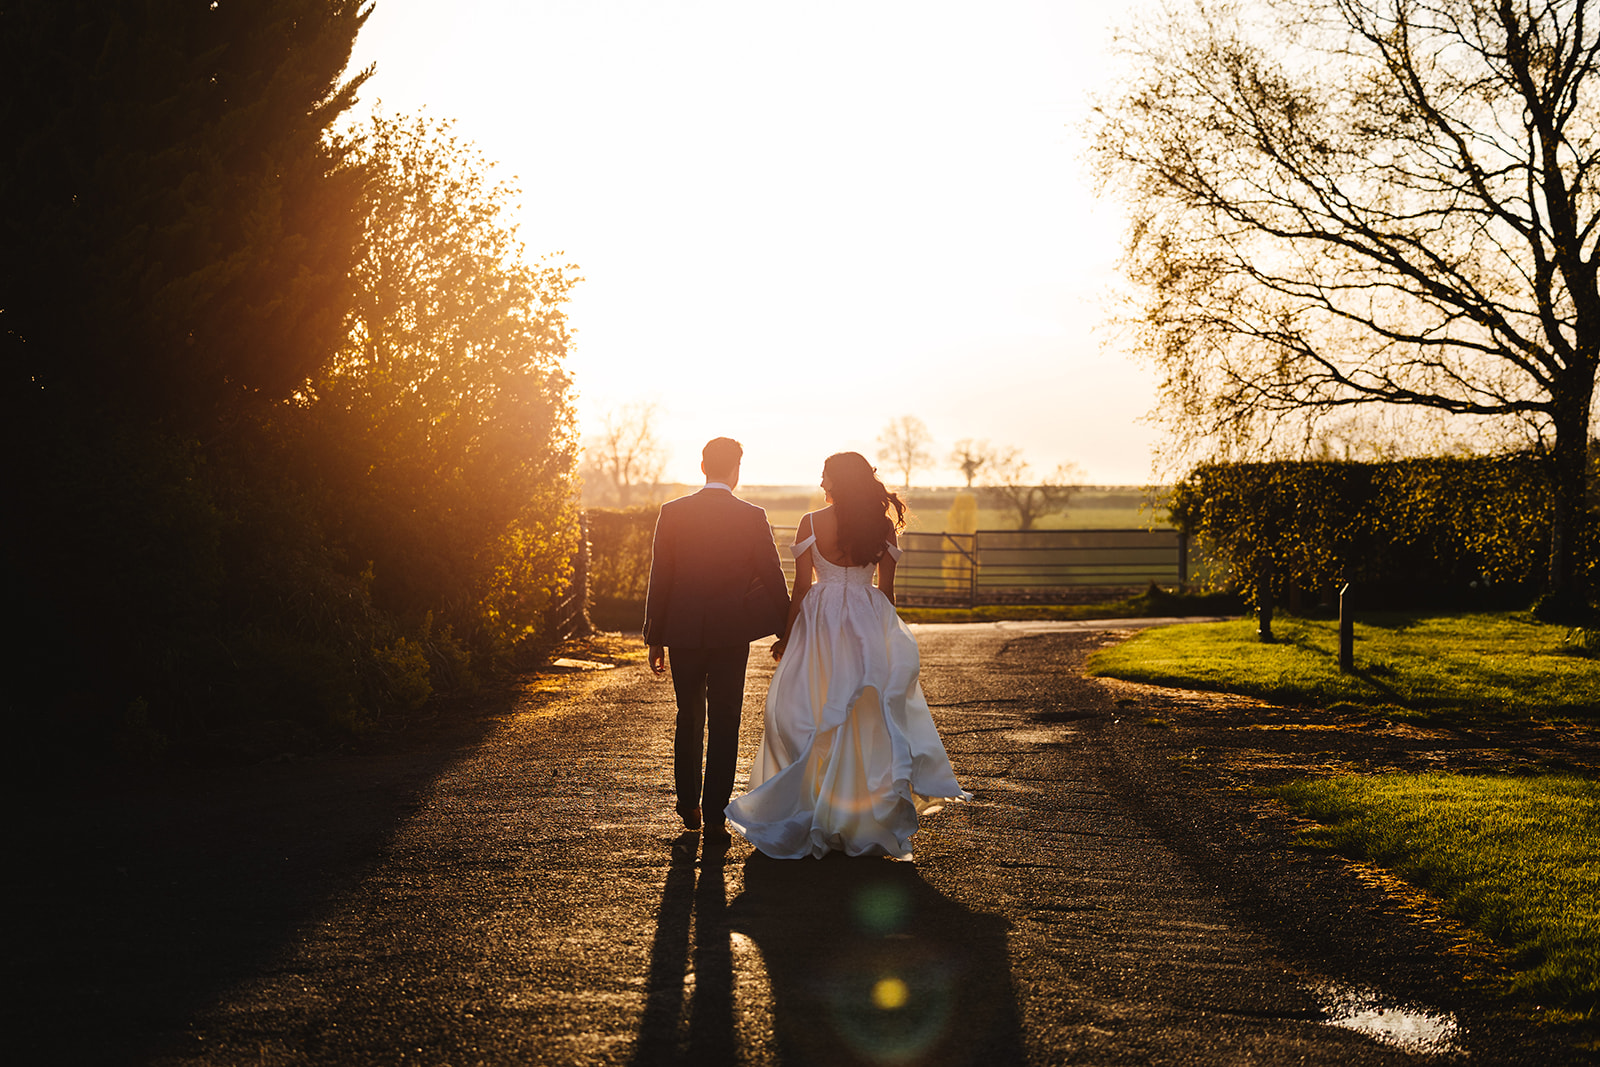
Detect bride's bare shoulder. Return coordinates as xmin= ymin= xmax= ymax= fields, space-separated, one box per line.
xmin=809 ymin=507 xmax=839 ymax=537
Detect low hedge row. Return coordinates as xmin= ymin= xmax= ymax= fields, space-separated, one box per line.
xmin=1171 ymin=456 xmax=1595 ymax=609
xmin=586 ymin=505 xmax=658 ymax=605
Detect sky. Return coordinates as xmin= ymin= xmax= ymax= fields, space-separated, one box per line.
xmin=345 ymin=0 xmax=1161 ymax=486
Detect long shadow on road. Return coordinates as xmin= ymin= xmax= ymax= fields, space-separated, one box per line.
xmin=728 ymin=852 xmax=1023 ymax=1066
xmin=631 ymin=835 xmax=741 ymax=1066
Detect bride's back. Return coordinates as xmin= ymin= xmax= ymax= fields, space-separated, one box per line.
xmin=806 ymin=506 xmax=885 ymax=568
xmin=806 ymin=507 xmax=852 ymax=567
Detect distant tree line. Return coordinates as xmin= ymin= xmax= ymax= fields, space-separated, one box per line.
xmin=2 ymin=4 xmax=579 ymax=758
xmin=873 ymin=418 xmax=1083 ymax=530
xmin=1172 ymin=457 xmax=1598 ymax=612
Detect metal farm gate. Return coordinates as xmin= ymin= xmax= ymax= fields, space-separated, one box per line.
xmin=769 ymin=527 xmax=1189 ymax=608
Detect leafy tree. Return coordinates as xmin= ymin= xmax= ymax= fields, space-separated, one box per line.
xmin=877 ymin=415 xmax=935 ymax=489
xmin=980 ymin=449 xmax=1082 ymax=530
xmin=949 ymin=438 xmax=996 ymax=488
xmin=945 ymin=493 xmax=980 ymax=535
xmin=582 ymin=401 xmax=670 ymax=506
xmin=2 ymin=0 xmax=372 ymax=429
xmin=1 ymin=1 xmax=377 ymax=743
xmin=1092 ymin=0 xmax=1599 ymax=609
xmin=306 ymin=113 xmax=580 ymax=658
xmin=1171 ymin=457 xmax=1566 ymax=607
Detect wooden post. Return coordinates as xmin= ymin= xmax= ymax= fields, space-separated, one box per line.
xmin=1338 ymin=582 xmax=1354 ymax=672
xmin=569 ymin=510 xmax=595 ymax=637
xmin=960 ymin=534 xmax=972 ymax=607
xmin=1257 ymin=569 xmax=1274 ymax=643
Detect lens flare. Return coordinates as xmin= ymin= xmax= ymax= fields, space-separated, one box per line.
xmin=871 ymin=976 xmax=909 ymax=1011
xmin=826 ymin=943 xmax=955 ymax=1064
xmin=851 ymin=882 xmax=912 ymax=936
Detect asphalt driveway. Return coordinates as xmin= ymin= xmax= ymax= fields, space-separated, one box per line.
xmin=9 ymin=622 xmax=1584 ymax=1064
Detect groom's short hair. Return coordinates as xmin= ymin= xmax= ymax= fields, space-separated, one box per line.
xmin=702 ymin=437 xmax=743 ymax=476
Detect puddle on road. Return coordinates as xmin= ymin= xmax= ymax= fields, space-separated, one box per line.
xmin=1312 ymin=983 xmax=1462 ymax=1056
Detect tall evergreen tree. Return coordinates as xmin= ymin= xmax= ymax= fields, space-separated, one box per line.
xmin=1 ymin=2 xmax=375 ymax=745
xmin=2 ymin=0 xmax=371 ymax=426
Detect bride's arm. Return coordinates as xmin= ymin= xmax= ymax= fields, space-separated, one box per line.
xmin=772 ymin=514 xmax=814 ymax=661
xmin=877 ymin=529 xmax=899 ymax=606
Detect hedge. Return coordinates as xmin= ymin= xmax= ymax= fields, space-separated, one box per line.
xmin=1171 ymin=456 xmax=1596 ymax=609
xmin=585 ymin=505 xmax=659 ymax=630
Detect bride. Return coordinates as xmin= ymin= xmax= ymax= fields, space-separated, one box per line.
xmin=725 ymin=451 xmax=970 ymax=859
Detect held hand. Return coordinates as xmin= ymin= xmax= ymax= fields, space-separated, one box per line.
xmin=648 ymin=644 xmax=667 ymax=676
xmin=771 ymin=638 xmax=786 ymax=662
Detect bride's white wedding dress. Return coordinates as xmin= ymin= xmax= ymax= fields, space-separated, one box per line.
xmin=725 ymin=524 xmax=970 ymax=859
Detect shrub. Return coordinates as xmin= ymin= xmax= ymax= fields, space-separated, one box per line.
xmin=1171 ymin=456 xmax=1596 ymax=609
xmin=587 ymin=505 xmax=659 ymax=603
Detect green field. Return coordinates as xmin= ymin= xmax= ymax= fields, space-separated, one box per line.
xmin=741 ymin=485 xmax=1174 ymax=533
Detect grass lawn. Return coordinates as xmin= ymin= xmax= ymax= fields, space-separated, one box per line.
xmin=1085 ymin=612 xmax=1600 ymax=722
xmin=593 ymin=586 xmax=1239 ymax=632
xmin=1277 ymin=773 xmax=1599 ymax=1018
xmin=897 ymin=585 xmax=1239 ymax=625
xmin=1092 ymin=611 xmax=1600 ymax=1017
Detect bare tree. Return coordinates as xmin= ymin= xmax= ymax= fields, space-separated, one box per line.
xmin=1092 ymin=0 xmax=1599 ymax=608
xmin=980 ymin=449 xmax=1083 ymax=530
xmin=949 ymin=438 xmax=996 ymax=488
xmin=876 ymin=415 xmax=935 ymax=489
xmin=583 ymin=401 xmax=668 ymax=506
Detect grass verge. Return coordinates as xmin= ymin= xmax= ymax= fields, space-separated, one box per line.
xmin=897 ymin=585 xmax=1240 ymax=625
xmin=1085 ymin=612 xmax=1600 ymax=722
xmin=1277 ymin=773 xmax=1599 ymax=1019
xmin=594 ymin=586 xmax=1240 ymax=630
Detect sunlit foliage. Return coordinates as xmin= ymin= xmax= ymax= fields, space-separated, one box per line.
xmin=1170 ymin=457 xmax=1583 ymax=608
xmin=305 ymin=113 xmax=581 ymax=661
xmin=584 ymin=505 xmax=661 ymax=631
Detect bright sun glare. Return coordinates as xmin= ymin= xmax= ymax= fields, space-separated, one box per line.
xmin=346 ymin=0 xmax=1160 ymax=485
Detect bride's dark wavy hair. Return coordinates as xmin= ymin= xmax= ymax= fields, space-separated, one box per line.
xmin=824 ymin=452 xmax=907 ymax=565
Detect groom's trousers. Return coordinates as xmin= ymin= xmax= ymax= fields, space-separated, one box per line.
xmin=668 ymin=643 xmax=750 ymax=825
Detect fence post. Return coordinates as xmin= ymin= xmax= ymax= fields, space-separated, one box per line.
xmin=1257 ymin=567 xmax=1274 ymax=643
xmin=969 ymin=532 xmax=979 ymax=608
xmin=563 ymin=510 xmax=594 ymax=639
xmin=1338 ymin=582 xmax=1354 ymax=672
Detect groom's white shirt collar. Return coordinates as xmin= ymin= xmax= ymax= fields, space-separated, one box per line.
xmin=703 ymin=481 xmax=733 ymax=492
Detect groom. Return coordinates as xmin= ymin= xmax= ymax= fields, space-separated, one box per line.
xmin=644 ymin=437 xmax=790 ymax=838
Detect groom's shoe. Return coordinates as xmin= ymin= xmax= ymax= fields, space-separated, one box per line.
xmin=703 ymin=821 xmax=731 ymax=843
xmin=679 ymin=805 xmax=702 ymax=831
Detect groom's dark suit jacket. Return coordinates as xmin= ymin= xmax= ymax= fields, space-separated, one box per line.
xmin=643 ymin=488 xmax=790 ymax=648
